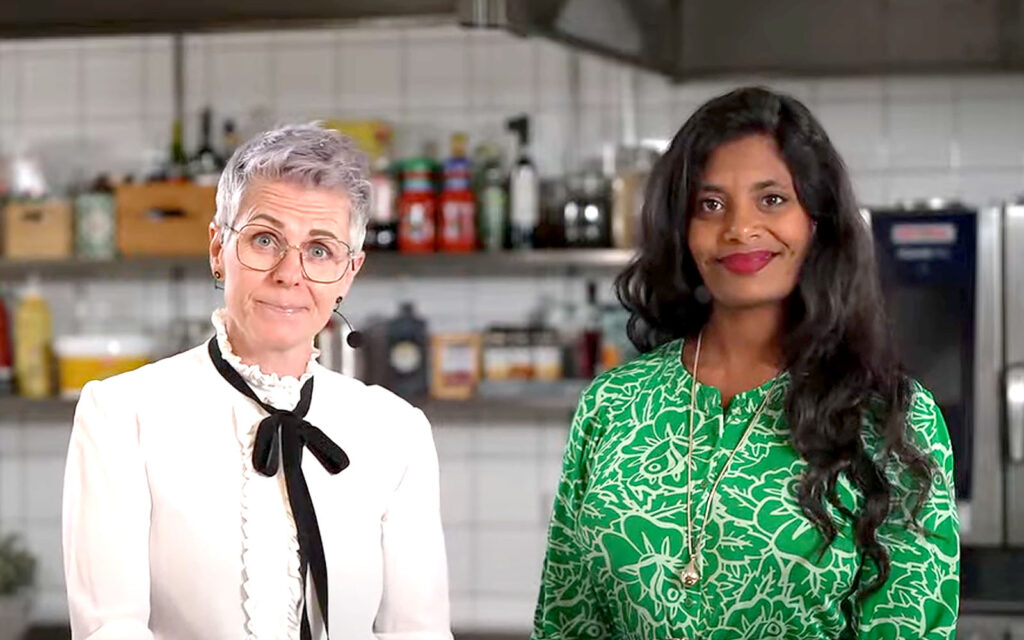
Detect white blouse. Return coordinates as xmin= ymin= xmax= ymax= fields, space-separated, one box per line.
xmin=62 ymin=312 xmax=453 ymax=640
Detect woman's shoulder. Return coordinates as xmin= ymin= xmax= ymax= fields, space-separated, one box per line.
xmin=565 ymin=339 xmax=683 ymax=434
xmin=905 ymin=380 xmax=943 ymax=428
xmin=310 ymin=364 xmax=428 ymax=427
xmin=83 ymin=343 xmax=212 ymax=399
xmin=903 ymin=380 xmax=954 ymax=460
xmin=71 ymin=344 xmax=216 ymax=432
xmin=580 ymin=338 xmax=682 ymax=405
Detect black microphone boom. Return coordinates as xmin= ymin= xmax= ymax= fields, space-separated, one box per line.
xmin=332 ymin=296 xmax=363 ymax=349
xmin=332 ymin=309 xmax=364 ymax=349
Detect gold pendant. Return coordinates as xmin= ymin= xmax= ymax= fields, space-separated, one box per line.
xmin=681 ymin=556 xmax=700 ymax=588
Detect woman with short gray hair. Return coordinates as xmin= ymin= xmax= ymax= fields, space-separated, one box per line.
xmin=63 ymin=124 xmax=453 ymax=640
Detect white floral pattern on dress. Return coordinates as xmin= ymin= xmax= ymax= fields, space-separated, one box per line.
xmin=533 ymin=338 xmax=960 ymax=640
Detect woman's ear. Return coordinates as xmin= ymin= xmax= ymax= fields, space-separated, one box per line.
xmin=349 ymin=251 xmax=366 ymax=278
xmin=209 ymin=223 xmax=223 ymax=276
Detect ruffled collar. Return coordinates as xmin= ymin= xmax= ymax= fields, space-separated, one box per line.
xmin=211 ymin=308 xmax=319 ymax=394
xmin=213 ymin=307 xmax=310 ymax=638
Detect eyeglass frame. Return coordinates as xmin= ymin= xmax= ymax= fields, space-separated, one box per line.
xmin=222 ymin=222 xmax=358 ymax=284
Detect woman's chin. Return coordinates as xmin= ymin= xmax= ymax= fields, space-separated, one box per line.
xmin=711 ymin=291 xmax=791 ymax=311
xmin=247 ymin=316 xmax=316 ymax=349
xmin=251 ymin=300 xmax=312 ymax=323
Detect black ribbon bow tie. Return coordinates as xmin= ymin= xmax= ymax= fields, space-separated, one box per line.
xmin=208 ymin=337 xmax=350 ymax=640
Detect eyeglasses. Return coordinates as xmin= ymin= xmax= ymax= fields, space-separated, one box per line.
xmin=226 ymin=223 xmax=355 ymax=284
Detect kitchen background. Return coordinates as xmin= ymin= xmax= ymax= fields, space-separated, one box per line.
xmin=0 ymin=2 xmax=1023 ymax=639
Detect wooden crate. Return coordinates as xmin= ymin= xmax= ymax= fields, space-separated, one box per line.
xmin=116 ymin=183 xmax=216 ymax=256
xmin=3 ymin=199 xmax=73 ymax=260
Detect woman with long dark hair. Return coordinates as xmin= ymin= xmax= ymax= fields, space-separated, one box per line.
xmin=532 ymin=87 xmax=959 ymax=639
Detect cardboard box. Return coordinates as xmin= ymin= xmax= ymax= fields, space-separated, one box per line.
xmin=116 ymin=183 xmax=216 ymax=256
xmin=3 ymin=199 xmax=73 ymax=259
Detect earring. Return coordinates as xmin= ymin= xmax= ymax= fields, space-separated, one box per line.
xmin=694 ymin=284 xmax=712 ymax=305
xmin=213 ymin=270 xmax=223 ymax=291
xmin=334 ymin=296 xmax=343 ymax=312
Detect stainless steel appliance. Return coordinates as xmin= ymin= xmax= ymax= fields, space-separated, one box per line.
xmin=957 ymin=615 xmax=1024 ymax=639
xmin=868 ymin=200 xmax=1024 ymax=548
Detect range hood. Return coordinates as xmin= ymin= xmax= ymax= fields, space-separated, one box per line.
xmin=4 ymin=0 xmax=1024 ymax=79
xmin=460 ymin=0 xmax=1024 ymax=79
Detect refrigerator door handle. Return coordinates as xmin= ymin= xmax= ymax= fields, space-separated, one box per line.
xmin=1008 ymin=365 xmax=1024 ymax=463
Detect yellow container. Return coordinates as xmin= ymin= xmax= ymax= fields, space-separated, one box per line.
xmin=14 ymin=279 xmax=53 ymax=399
xmin=54 ymin=335 xmax=155 ymax=398
xmin=322 ymin=120 xmax=391 ymax=162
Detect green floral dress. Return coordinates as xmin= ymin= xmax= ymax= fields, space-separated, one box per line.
xmin=532 ymin=339 xmax=960 ymax=640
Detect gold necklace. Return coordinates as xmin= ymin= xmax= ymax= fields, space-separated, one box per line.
xmin=681 ymin=330 xmax=780 ymax=588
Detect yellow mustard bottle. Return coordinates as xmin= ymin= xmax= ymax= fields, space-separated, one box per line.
xmin=14 ymin=275 xmax=53 ymax=399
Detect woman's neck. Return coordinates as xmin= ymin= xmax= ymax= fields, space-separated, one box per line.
xmin=687 ymin=304 xmax=785 ymax=407
xmin=702 ymin=304 xmax=785 ymax=369
xmin=224 ymin=315 xmax=312 ymax=380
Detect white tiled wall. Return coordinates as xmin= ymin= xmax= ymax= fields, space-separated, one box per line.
xmin=0 ymin=421 xmax=73 ymax=622
xmin=2 ymin=24 xmax=1019 ymax=199
xmin=433 ymin=421 xmax=567 ymax=629
xmin=2 ymin=17 xmax=1024 ymax=633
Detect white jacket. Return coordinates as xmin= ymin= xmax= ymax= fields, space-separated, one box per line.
xmin=62 ymin=341 xmax=452 ymax=640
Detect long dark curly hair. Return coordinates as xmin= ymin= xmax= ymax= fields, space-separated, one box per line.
xmin=615 ymin=86 xmax=935 ymax=595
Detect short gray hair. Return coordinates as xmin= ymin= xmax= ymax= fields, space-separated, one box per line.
xmin=214 ymin=123 xmax=372 ymax=251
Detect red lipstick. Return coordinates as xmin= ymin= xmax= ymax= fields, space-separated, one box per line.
xmin=718 ymin=250 xmax=776 ymax=274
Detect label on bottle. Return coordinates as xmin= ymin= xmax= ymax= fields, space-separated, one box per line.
xmin=390 ymin=341 xmax=422 ymax=374
xmin=371 ymin=174 xmax=396 ymax=223
xmin=400 ymin=200 xmax=436 ymax=251
xmin=371 ymin=223 xmax=398 ymax=251
xmin=403 ymin=177 xmax=434 ymax=194
xmin=442 ymin=200 xmax=474 ymax=243
xmin=510 ymin=166 xmax=539 ymax=228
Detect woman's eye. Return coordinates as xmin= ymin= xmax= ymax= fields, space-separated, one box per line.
xmin=698 ymin=198 xmax=723 ymax=213
xmin=762 ymin=194 xmax=787 ymax=208
xmin=307 ymin=243 xmax=332 ymax=260
xmin=254 ymin=234 xmax=276 ymax=247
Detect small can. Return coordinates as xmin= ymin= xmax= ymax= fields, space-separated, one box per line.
xmin=506 ymin=329 xmax=533 ymax=380
xmin=482 ymin=329 xmax=510 ymax=381
xmin=74 ymin=192 xmax=117 ymax=259
xmin=531 ymin=328 xmax=563 ymax=381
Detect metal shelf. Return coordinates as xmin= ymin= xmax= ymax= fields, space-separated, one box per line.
xmin=0 ymin=256 xmax=210 ymax=280
xmin=0 ymin=396 xmax=77 ymax=422
xmin=0 ymin=392 xmax=577 ymax=425
xmin=0 ymin=249 xmax=633 ymax=281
